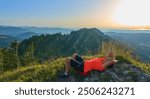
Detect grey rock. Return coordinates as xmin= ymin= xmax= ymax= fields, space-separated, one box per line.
xmin=56 ymin=63 xmax=150 ymax=82
xmin=123 ymin=71 xmax=129 ymax=76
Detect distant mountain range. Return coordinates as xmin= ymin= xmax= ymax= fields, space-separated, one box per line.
xmin=102 ymin=29 xmax=150 ymax=34
xmin=105 ymin=32 xmax=150 ymax=63
xmin=0 ymin=26 xmax=73 ymax=47
xmin=0 ymin=26 xmax=72 ymax=36
xmin=0 ymin=35 xmax=20 ymax=47
xmin=16 ymin=32 xmax=39 ymax=40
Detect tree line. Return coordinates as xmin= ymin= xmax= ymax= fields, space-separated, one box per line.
xmin=0 ymin=40 xmax=35 ymax=72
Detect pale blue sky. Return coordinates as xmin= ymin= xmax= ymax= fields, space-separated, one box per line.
xmin=0 ymin=0 xmax=115 ymax=27
xmin=0 ymin=0 xmax=149 ymax=29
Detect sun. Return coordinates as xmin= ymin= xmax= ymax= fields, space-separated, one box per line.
xmin=113 ymin=0 xmax=150 ymax=27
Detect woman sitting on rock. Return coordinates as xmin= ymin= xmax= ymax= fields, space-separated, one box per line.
xmin=60 ymin=50 xmax=118 ymax=78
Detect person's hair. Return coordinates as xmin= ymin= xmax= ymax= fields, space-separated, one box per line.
xmin=110 ymin=64 xmax=115 ymax=67
xmin=107 ymin=64 xmax=115 ymax=69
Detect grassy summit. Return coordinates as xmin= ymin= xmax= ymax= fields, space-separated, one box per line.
xmin=0 ymin=41 xmax=150 ymax=82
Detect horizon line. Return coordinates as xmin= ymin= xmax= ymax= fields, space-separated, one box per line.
xmin=0 ymin=24 xmax=150 ymax=30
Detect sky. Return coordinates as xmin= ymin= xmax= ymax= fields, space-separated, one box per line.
xmin=0 ymin=0 xmax=150 ymax=29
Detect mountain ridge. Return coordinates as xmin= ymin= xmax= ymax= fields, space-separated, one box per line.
xmin=18 ymin=28 xmax=112 ymax=60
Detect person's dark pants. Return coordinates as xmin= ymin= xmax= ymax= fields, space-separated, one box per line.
xmin=70 ymin=54 xmax=84 ymax=72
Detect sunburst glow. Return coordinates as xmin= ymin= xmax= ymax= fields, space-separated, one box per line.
xmin=114 ymin=0 xmax=150 ymax=26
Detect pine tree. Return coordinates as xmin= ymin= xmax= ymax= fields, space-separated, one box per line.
xmin=11 ymin=40 xmax=20 ymax=68
xmin=0 ymin=48 xmax=3 ymax=71
xmin=22 ymin=42 xmax=35 ymax=66
xmin=0 ymin=40 xmax=20 ymax=71
xmin=2 ymin=48 xmax=17 ymax=71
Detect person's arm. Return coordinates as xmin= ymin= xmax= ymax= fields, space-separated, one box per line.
xmin=102 ymin=60 xmax=118 ymax=69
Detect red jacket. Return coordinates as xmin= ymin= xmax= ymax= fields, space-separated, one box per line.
xmin=84 ymin=57 xmax=105 ymax=74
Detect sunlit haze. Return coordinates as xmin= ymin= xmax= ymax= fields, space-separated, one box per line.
xmin=114 ymin=0 xmax=150 ymax=29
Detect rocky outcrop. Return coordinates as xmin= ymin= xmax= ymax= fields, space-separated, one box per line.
xmin=83 ymin=63 xmax=150 ymax=82
xmin=56 ymin=63 xmax=150 ymax=82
